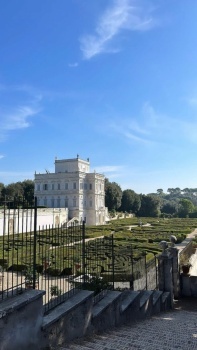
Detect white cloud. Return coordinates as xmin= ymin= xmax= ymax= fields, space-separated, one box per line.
xmin=93 ymin=165 xmax=123 ymax=173
xmin=0 ymin=84 xmax=42 ymax=141
xmin=80 ymin=0 xmax=157 ymax=59
xmin=0 ymin=155 xmax=5 ymax=159
xmin=110 ymin=101 xmax=197 ymax=146
xmin=1 ymin=106 xmax=40 ymax=132
xmin=68 ymin=62 xmax=79 ymax=68
xmin=124 ymin=132 xmax=151 ymax=143
xmin=91 ymin=165 xmax=124 ymax=182
xmin=110 ymin=115 xmax=152 ymax=144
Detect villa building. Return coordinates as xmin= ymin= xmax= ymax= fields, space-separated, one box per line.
xmin=34 ymin=156 xmax=107 ymax=226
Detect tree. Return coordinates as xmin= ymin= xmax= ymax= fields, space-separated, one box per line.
xmin=121 ymin=189 xmax=141 ymax=213
xmin=1 ymin=180 xmax=35 ymax=207
xmin=4 ymin=182 xmax=24 ymax=199
xmin=157 ymin=189 xmax=164 ymax=196
xmin=178 ymin=199 xmax=194 ymax=218
xmin=105 ymin=179 xmax=122 ymax=211
xmin=0 ymin=182 xmax=5 ymax=202
xmin=161 ymin=202 xmax=177 ymax=215
xmin=137 ymin=195 xmax=161 ymax=217
xmin=167 ymin=187 xmax=181 ymax=197
xmin=22 ymin=180 xmax=34 ymax=204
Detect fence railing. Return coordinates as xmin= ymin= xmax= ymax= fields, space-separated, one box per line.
xmin=132 ymin=255 xmax=158 ymax=291
xmin=0 ymin=198 xmax=85 ymax=313
xmin=0 ymin=197 xmax=36 ymax=299
xmin=0 ymin=198 xmax=158 ymax=311
xmin=78 ymin=235 xmax=158 ymax=302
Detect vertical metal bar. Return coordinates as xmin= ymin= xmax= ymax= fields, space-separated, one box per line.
xmin=82 ymin=220 xmax=86 ymax=288
xmin=145 ymin=253 xmax=148 ymax=290
xmin=2 ymin=198 xmax=6 ymax=299
xmin=155 ymin=255 xmax=158 ymax=289
xmin=21 ymin=197 xmax=24 ymax=287
xmin=33 ymin=197 xmax=37 ymax=289
xmin=131 ymin=245 xmax=134 ymax=290
xmin=16 ymin=198 xmax=20 ymax=289
xmin=112 ymin=234 xmax=114 ymax=290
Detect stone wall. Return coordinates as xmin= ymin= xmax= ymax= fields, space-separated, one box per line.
xmin=0 ymin=208 xmax=68 ymax=236
xmin=0 ymin=290 xmax=45 ymax=350
xmin=181 ymin=274 xmax=197 ymax=297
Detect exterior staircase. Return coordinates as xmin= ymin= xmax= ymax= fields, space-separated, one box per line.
xmin=55 ymin=303 xmax=197 ymax=350
xmin=48 ymin=289 xmax=172 ymax=350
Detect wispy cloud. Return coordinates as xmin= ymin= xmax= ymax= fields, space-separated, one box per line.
xmin=1 ymin=106 xmax=40 ymax=131
xmin=80 ymin=0 xmax=157 ymax=59
xmin=110 ymin=111 xmax=153 ymax=145
xmin=93 ymin=165 xmax=123 ymax=173
xmin=110 ymin=101 xmax=197 ymax=146
xmin=0 ymin=85 xmax=42 ymax=142
xmin=91 ymin=165 xmax=124 ymax=181
xmin=0 ymin=155 xmax=5 ymax=159
xmin=68 ymin=62 xmax=79 ymax=68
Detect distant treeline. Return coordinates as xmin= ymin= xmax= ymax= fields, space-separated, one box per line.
xmin=1 ymin=179 xmax=197 ymax=218
xmin=0 ymin=180 xmax=34 ymax=206
xmin=105 ymin=180 xmax=197 ymax=218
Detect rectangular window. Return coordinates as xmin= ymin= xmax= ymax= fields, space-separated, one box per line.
xmin=58 ymin=183 xmax=60 ymax=190
xmin=73 ymin=198 xmax=76 ymax=207
xmin=37 ymin=184 xmax=40 ymax=191
xmin=84 ymin=183 xmax=87 ymax=190
xmin=51 ymin=198 xmax=54 ymax=207
xmin=65 ymin=183 xmax=68 ymax=190
xmin=65 ymin=198 xmax=68 ymax=207
xmin=43 ymin=184 xmax=48 ymax=190
xmin=73 ymin=182 xmax=76 ymax=190
xmin=52 ymin=184 xmax=54 ymax=190
xmin=89 ymin=184 xmax=92 ymax=190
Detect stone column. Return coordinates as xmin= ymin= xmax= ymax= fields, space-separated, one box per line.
xmin=157 ymin=242 xmax=174 ymax=308
xmin=168 ymin=247 xmax=180 ymax=299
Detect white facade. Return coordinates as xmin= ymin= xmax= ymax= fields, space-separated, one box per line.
xmin=34 ymin=157 xmax=106 ymax=226
xmin=0 ymin=208 xmax=68 ymax=236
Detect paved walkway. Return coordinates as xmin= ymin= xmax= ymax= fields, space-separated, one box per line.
xmin=176 ymin=228 xmax=197 ymax=252
xmin=60 ymin=300 xmax=197 ymax=350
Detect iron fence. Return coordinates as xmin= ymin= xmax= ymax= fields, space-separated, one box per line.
xmin=0 ymin=198 xmax=158 ymax=311
xmin=80 ymin=235 xmax=158 ymax=303
xmin=0 ymin=197 xmax=37 ymax=299
xmin=0 ymin=198 xmax=85 ymax=313
xmin=132 ymin=255 xmax=158 ymax=290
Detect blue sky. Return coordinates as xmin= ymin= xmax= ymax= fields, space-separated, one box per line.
xmin=0 ymin=0 xmax=197 ymax=194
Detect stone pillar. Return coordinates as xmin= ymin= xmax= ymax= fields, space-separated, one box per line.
xmin=168 ymin=247 xmax=180 ymax=299
xmin=157 ymin=247 xmax=173 ymax=308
